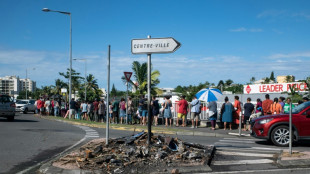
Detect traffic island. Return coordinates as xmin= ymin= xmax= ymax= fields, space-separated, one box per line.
xmin=277 ymin=150 xmax=310 ymax=167
xmin=43 ymin=132 xmax=214 ymax=174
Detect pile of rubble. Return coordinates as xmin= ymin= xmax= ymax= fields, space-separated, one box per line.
xmin=53 ymin=131 xmax=213 ymax=174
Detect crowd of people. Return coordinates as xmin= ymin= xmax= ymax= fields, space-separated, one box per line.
xmin=33 ymin=94 xmax=309 ymax=131
xmin=219 ymin=94 xmax=309 ymax=131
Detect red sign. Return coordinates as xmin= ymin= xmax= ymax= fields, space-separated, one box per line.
xmin=124 ymin=72 xmax=132 ymax=82
xmin=246 ymin=85 xmax=251 ymax=94
xmin=243 ymin=82 xmax=308 ymax=94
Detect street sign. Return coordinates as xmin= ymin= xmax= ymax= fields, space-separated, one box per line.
xmin=131 ymin=37 xmax=181 ymax=54
xmin=124 ymin=72 xmax=132 ymax=82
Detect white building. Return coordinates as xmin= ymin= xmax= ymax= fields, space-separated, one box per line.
xmin=0 ymin=76 xmax=36 ymax=98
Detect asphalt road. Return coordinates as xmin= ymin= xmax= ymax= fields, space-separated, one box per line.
xmin=0 ymin=113 xmax=86 ymax=174
xmin=1 ymin=113 xmax=310 ymax=174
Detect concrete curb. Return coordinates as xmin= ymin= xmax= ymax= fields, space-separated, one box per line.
xmin=277 ymin=150 xmax=310 ymax=167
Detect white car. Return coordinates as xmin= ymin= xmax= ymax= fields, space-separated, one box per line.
xmin=0 ymin=95 xmax=16 ymax=121
xmin=15 ymin=99 xmax=36 ymax=114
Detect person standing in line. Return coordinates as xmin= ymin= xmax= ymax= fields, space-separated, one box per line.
xmin=98 ymin=100 xmax=105 ymax=123
xmin=151 ymin=96 xmax=160 ymax=126
xmin=243 ymin=98 xmax=254 ymax=131
xmin=279 ymin=97 xmax=285 ymax=113
xmin=81 ymin=100 xmax=88 ymax=120
xmin=270 ymin=97 xmax=282 ymax=114
xmin=93 ymin=99 xmax=99 ymax=122
xmin=112 ymin=98 xmax=120 ymax=124
xmin=34 ymin=98 xmax=39 ymax=115
xmin=127 ymin=97 xmax=134 ymax=124
xmin=87 ymin=101 xmax=94 ymax=121
xmin=163 ymin=96 xmax=172 ymax=127
xmin=45 ymin=98 xmax=51 ymax=116
xmin=208 ymin=100 xmax=217 ymax=130
xmin=108 ymin=102 xmax=113 ymax=123
xmin=139 ymin=95 xmax=148 ymax=126
xmin=221 ymin=97 xmax=233 ymax=130
xmin=68 ymin=98 xmax=76 ymax=119
xmin=283 ymin=98 xmax=295 ymax=113
xmin=190 ymin=96 xmax=201 ymax=128
xmin=234 ymin=96 xmax=241 ymax=123
xmin=37 ymin=98 xmax=44 ymax=116
xmin=53 ymin=99 xmax=60 ymax=116
xmin=119 ymin=98 xmax=126 ymax=124
xmin=177 ymin=95 xmax=188 ymax=127
xmin=262 ymin=94 xmax=273 ymax=115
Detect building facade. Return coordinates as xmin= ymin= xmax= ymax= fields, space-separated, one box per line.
xmin=0 ymin=76 xmax=36 ymax=98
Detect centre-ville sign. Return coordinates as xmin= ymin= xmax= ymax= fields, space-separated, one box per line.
xmin=131 ymin=37 xmax=181 ymax=54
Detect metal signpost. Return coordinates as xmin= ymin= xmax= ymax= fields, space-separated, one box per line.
xmin=132 ymin=36 xmax=181 ymax=145
xmin=289 ymin=102 xmax=292 ymax=155
xmin=124 ymin=72 xmax=133 ymax=124
xmin=106 ymin=45 xmax=111 ymax=145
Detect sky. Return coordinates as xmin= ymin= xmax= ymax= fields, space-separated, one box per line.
xmin=0 ymin=0 xmax=310 ymax=91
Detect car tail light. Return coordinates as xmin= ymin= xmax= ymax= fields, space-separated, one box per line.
xmin=10 ymin=103 xmax=16 ymax=108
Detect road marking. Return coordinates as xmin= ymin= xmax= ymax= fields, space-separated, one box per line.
xmin=228 ymin=132 xmax=251 ymax=136
xmin=223 ymin=137 xmax=256 ymax=141
xmin=212 ymin=159 xmax=274 ymax=165
xmin=198 ymin=167 xmax=310 ymax=174
xmin=251 ymin=147 xmax=283 ymax=151
xmin=216 ymin=147 xmax=281 ymax=153
xmin=216 ymin=151 xmax=274 ymax=157
xmin=219 ymin=139 xmax=255 ymax=144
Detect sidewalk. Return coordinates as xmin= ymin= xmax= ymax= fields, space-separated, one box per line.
xmin=41 ymin=116 xmax=250 ymax=138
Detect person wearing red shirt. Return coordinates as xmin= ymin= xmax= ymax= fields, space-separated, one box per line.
xmin=37 ymin=98 xmax=45 ymax=116
xmin=262 ymin=94 xmax=273 ymax=115
xmin=93 ymin=99 xmax=99 ymax=122
xmin=233 ymin=96 xmax=241 ymax=124
xmin=177 ymin=95 xmax=188 ymax=127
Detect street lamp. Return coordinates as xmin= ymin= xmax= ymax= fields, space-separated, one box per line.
xmin=42 ymin=7 xmax=72 ymax=109
xmin=73 ymin=58 xmax=87 ymax=101
xmin=25 ymin=68 xmax=35 ymax=99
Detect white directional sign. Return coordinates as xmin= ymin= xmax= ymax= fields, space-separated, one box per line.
xmin=131 ymin=37 xmax=181 ymax=54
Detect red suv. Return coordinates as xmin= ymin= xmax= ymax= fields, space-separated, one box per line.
xmin=251 ymin=101 xmax=310 ymax=146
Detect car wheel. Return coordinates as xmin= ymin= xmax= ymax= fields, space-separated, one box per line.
xmin=23 ymin=108 xmax=28 ymax=114
xmin=7 ymin=116 xmax=15 ymax=121
xmin=271 ymin=125 xmax=291 ymax=147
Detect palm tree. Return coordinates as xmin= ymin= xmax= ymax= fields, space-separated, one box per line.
xmin=225 ymin=79 xmax=234 ymax=86
xmin=54 ymin=79 xmax=67 ymax=95
xmin=84 ymin=74 xmax=101 ymax=101
xmin=250 ymin=77 xmax=256 ymax=84
xmin=121 ymin=61 xmax=160 ymax=95
xmin=59 ymin=68 xmax=83 ymax=97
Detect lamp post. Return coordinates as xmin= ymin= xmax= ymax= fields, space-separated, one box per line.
xmin=25 ymin=68 xmax=35 ymax=99
xmin=73 ymin=59 xmax=87 ymax=101
xmin=42 ymin=8 xmax=72 ymax=108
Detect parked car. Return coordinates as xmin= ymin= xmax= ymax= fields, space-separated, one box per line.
xmin=0 ymin=95 xmax=16 ymax=121
xmin=15 ymin=99 xmax=36 ymax=114
xmin=251 ymin=101 xmax=310 ymax=146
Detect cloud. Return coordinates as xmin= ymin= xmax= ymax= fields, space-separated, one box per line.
xmin=229 ymin=27 xmax=247 ymax=32
xmin=229 ymin=27 xmax=263 ymax=32
xmin=257 ymin=10 xmax=286 ymax=18
xmin=257 ymin=10 xmax=310 ymax=21
xmin=0 ymin=49 xmax=309 ymax=91
xmin=269 ymin=52 xmax=310 ymax=59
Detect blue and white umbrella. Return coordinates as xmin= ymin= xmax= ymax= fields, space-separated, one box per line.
xmin=195 ymin=88 xmax=223 ymax=102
